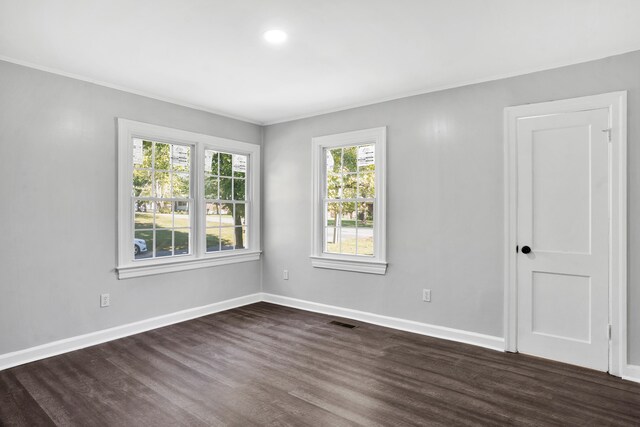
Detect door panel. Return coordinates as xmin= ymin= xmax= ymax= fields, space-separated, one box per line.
xmin=531 ymin=272 xmax=590 ymax=342
xmin=516 ymin=108 xmax=609 ymax=371
xmin=532 ymin=125 xmax=591 ymax=253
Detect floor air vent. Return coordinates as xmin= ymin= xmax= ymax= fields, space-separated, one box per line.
xmin=329 ymin=320 xmax=357 ymax=329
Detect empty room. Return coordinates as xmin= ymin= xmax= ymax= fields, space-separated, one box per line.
xmin=2 ymin=0 xmax=640 ymax=425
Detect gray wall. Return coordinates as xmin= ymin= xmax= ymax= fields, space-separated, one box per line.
xmin=0 ymin=60 xmax=263 ymax=354
xmin=262 ymin=50 xmax=640 ymax=364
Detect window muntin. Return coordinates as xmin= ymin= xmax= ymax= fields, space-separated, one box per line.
xmin=204 ymin=149 xmax=248 ymax=252
xmin=132 ymin=139 xmax=192 ymax=260
xmin=324 ymin=144 xmax=375 ymax=256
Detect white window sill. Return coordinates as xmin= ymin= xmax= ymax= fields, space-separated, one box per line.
xmin=310 ymin=255 xmax=387 ymax=275
xmin=117 ymin=251 xmax=261 ymax=279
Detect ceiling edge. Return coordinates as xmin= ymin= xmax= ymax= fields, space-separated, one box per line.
xmin=0 ymin=55 xmax=264 ymax=126
xmin=3 ymin=44 xmax=640 ymax=128
xmin=262 ymin=45 xmax=640 ymax=126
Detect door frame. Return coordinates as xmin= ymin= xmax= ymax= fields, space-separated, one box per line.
xmin=504 ymin=91 xmax=627 ymax=376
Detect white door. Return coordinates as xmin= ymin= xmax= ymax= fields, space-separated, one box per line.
xmin=516 ymin=107 xmax=610 ymax=371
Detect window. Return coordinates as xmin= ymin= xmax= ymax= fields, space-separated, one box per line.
xmin=204 ymin=150 xmax=248 ymax=252
xmin=132 ymin=139 xmax=192 ymax=260
xmin=117 ymin=119 xmax=260 ymax=279
xmin=311 ymin=127 xmax=387 ymax=274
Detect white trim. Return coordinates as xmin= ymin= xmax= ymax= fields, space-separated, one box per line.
xmin=310 ymin=127 xmax=387 ymax=273
xmin=503 ymin=91 xmax=627 ymax=376
xmin=117 ymin=250 xmax=261 ymax=279
xmin=309 ymin=255 xmax=387 ymax=275
xmin=0 ymin=55 xmax=262 ymax=125
xmin=622 ymin=364 xmax=640 ymax=384
xmin=262 ymin=293 xmax=504 ymax=351
xmin=1 ymin=292 xmax=506 ymax=372
xmin=117 ymin=119 xmax=261 ymax=278
xmin=0 ymin=293 xmax=262 ymax=372
xmin=3 ymin=288 xmax=633 ymax=376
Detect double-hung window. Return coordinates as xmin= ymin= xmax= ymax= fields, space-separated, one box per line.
xmin=203 ymin=149 xmax=248 ymax=252
xmin=117 ymin=119 xmax=260 ymax=279
xmin=310 ymin=127 xmax=387 ymax=274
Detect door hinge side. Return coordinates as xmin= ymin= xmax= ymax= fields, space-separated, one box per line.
xmin=608 ymin=324 xmax=612 ymax=340
xmin=602 ymin=128 xmax=612 ymax=142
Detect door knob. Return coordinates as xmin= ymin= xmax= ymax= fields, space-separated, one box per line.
xmin=521 ymin=245 xmax=531 ymax=254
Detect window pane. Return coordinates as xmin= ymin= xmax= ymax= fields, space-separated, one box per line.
xmin=234 ymin=226 xmax=246 ymax=249
xmin=155 ymin=142 xmax=171 ymax=170
xmin=221 ymin=204 xmax=234 ymax=226
xmin=173 ymin=202 xmax=189 ymax=227
xmin=155 ymin=202 xmax=172 ymax=228
xmin=154 ymin=171 xmax=170 ymax=198
xmin=343 ymin=173 xmax=357 ymax=198
xmin=206 ymin=203 xmax=220 ymax=227
xmin=233 ymin=154 xmax=247 ymax=178
xmin=170 ymin=145 xmax=190 ymax=172
xmin=220 ymin=153 xmax=232 ymax=176
xmin=358 ymin=202 xmax=374 ymax=226
xmin=235 ymin=203 xmax=246 ymax=226
xmin=133 ymin=170 xmax=152 ymax=197
xmin=172 ymin=173 xmax=190 ymax=198
xmin=206 ymin=228 xmax=221 ymax=252
xmin=357 ymin=144 xmax=375 ymax=172
xmin=326 ymin=202 xmax=340 ymax=226
xmin=340 ymin=227 xmax=357 ymax=255
xmin=205 ymin=176 xmax=219 ymax=199
xmin=219 ymin=177 xmax=232 ymax=200
xmin=357 ymin=202 xmax=374 ymax=256
xmin=134 ymin=230 xmax=152 ymax=260
xmin=325 ymin=227 xmax=339 ymax=253
xmin=220 ymin=227 xmax=235 ymax=250
xmin=234 ymin=179 xmax=245 ymax=200
xmin=342 ymin=202 xmax=356 ymax=227
xmin=356 ymin=227 xmax=374 ymax=256
xmin=155 ymin=229 xmax=173 ymax=257
xmin=134 ymin=202 xmax=154 ymax=229
xmin=328 ymin=148 xmax=341 ymax=173
xmin=174 ymin=229 xmax=190 ymax=255
xmin=343 ymin=146 xmax=357 ymax=173
xmin=358 ymin=172 xmax=375 ymax=198
xmin=205 ymin=150 xmax=219 ymax=175
xmin=327 ymin=173 xmax=340 ymax=199
xmin=142 ymin=140 xmax=153 ymax=168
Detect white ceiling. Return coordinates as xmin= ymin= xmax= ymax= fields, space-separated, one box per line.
xmin=1 ymin=0 xmax=640 ymax=125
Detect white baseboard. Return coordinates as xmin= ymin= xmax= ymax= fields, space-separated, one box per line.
xmin=1 ymin=291 xmax=507 ymax=372
xmin=622 ymin=364 xmax=640 ymax=384
xmin=4 ymin=290 xmax=635 ymax=381
xmin=0 ymin=293 xmax=262 ymax=371
xmin=261 ymin=293 xmax=505 ymax=351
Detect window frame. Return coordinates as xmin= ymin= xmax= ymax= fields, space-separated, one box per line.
xmin=117 ymin=119 xmax=261 ymax=279
xmin=310 ymin=127 xmax=387 ymax=274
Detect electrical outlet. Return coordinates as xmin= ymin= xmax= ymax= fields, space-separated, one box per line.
xmin=283 ymin=269 xmax=289 ymax=280
xmin=422 ymin=289 xmax=431 ymax=302
xmin=100 ymin=293 xmax=110 ymax=307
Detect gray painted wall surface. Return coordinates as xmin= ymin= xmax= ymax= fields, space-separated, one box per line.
xmin=0 ymin=60 xmax=262 ymax=354
xmin=262 ymin=50 xmax=640 ymax=364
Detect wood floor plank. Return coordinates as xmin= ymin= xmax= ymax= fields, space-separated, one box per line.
xmin=0 ymin=370 xmax=54 ymax=426
xmin=1 ymin=301 xmax=639 ymax=426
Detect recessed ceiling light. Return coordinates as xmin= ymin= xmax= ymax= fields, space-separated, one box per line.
xmin=263 ymin=29 xmax=287 ymax=44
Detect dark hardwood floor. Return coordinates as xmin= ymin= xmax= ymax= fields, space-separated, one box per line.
xmin=1 ymin=302 xmax=639 ymax=426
